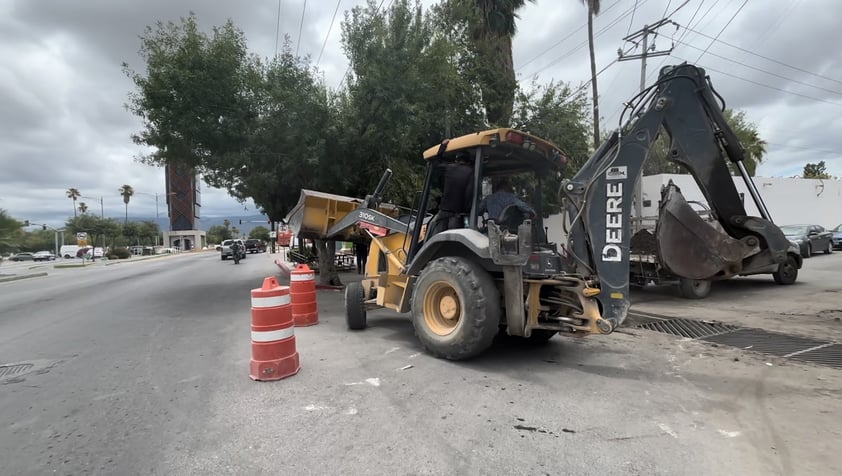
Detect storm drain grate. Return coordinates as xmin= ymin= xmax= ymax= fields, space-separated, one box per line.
xmin=635 ymin=318 xmax=739 ymax=339
xmin=701 ymin=329 xmax=830 ymax=357
xmin=781 ymin=344 xmax=842 ymax=369
xmin=0 ymin=363 xmax=33 ymax=378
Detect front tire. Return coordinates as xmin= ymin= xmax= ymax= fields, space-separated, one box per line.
xmin=825 ymin=242 xmax=833 ymax=254
xmin=345 ymin=281 xmax=367 ymax=330
xmin=773 ymin=254 xmax=798 ymax=284
xmin=411 ymin=257 xmax=500 ymax=360
xmin=805 ymin=243 xmax=812 ymax=258
xmin=679 ymin=278 xmax=711 ymax=299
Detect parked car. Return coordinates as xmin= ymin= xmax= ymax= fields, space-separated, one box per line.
xmin=244 ymin=239 xmax=266 ymax=254
xmin=220 ymin=239 xmax=246 ymax=261
xmin=831 ymin=224 xmax=842 ymax=250
xmin=780 ymin=224 xmax=833 ymax=258
xmin=10 ymin=252 xmax=34 ymax=261
xmin=32 ymin=251 xmax=56 ymax=261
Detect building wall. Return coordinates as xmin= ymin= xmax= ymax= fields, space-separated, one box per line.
xmin=638 ymin=174 xmax=842 ymax=228
xmin=165 ymin=165 xmax=202 ymax=231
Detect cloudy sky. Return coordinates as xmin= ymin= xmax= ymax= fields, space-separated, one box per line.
xmin=2 ymin=0 xmax=840 ymax=228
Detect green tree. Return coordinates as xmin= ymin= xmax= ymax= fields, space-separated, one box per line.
xmin=341 ymin=0 xmax=484 ymax=206
xmin=249 ymin=225 xmax=270 ymax=241
xmin=65 ymin=215 xmax=120 ymax=261
xmin=207 ymin=224 xmax=232 ymax=244
xmin=450 ymin=0 xmax=534 ymax=125
xmin=20 ymin=229 xmax=55 ymax=253
xmin=123 ymin=13 xmax=261 ymax=190
xmin=122 ymin=221 xmax=140 ymax=245
xmin=0 ymin=210 xmax=24 ymax=255
xmin=138 ymin=221 xmax=161 ymax=246
xmin=580 ymin=0 xmax=602 ymax=149
xmin=642 ymin=109 xmax=767 ymax=176
xmin=66 ymin=188 xmax=81 ymax=217
xmin=119 ymin=184 xmax=134 ymax=224
xmin=803 ymin=161 xmax=832 ymax=179
xmin=511 ymin=79 xmax=592 ymax=214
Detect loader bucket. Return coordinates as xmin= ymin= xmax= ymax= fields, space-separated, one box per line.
xmin=655 ymin=183 xmax=749 ymax=280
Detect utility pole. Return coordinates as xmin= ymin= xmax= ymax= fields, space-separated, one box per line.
xmin=618 ymin=18 xmax=675 ymax=233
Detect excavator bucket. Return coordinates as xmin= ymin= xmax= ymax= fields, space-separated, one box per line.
xmin=655 ymin=183 xmax=749 ymax=280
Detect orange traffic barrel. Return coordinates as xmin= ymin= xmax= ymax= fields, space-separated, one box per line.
xmin=290 ymin=264 xmax=319 ymax=327
xmin=249 ymin=276 xmax=300 ymax=381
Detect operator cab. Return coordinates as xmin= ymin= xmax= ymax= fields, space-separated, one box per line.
xmin=408 ymin=128 xmax=568 ymax=268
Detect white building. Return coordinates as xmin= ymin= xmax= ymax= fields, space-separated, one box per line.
xmin=544 ymin=174 xmax=842 ymax=243
xmin=637 ymin=174 xmax=842 ymax=228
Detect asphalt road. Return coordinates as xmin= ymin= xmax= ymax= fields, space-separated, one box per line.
xmin=1 ymin=252 xmax=840 ymax=475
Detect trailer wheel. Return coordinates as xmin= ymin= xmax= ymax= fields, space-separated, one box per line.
xmin=411 ymin=257 xmax=500 ymax=360
xmin=679 ymin=278 xmax=711 ymax=299
xmin=345 ymin=281 xmax=367 ymax=330
xmin=773 ymin=254 xmax=798 ymax=285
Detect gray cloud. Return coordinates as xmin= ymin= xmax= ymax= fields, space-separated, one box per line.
xmin=2 ymin=0 xmax=840 ymax=229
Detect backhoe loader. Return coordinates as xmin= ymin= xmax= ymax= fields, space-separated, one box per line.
xmin=295 ymin=63 xmax=800 ymax=360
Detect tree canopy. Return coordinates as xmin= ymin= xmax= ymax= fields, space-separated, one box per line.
xmin=803 ymin=161 xmax=832 ymax=179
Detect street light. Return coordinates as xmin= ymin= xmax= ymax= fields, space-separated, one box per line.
xmin=135 ymin=191 xmax=164 ymax=217
xmin=80 ymin=195 xmax=104 ymax=218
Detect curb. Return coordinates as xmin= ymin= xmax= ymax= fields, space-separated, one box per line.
xmin=0 ymin=272 xmax=48 ymax=283
xmin=54 ymin=263 xmax=94 ymax=269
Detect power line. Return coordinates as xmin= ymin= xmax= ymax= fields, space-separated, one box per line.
xmin=524 ymin=0 xmax=649 ymax=77
xmin=679 ymin=24 xmax=842 ymax=87
xmin=296 ymin=0 xmax=308 ymax=58
xmin=317 ymin=0 xmax=343 ymax=67
xmin=670 ymin=54 xmax=842 ymax=109
xmin=517 ymin=0 xmax=625 ymax=73
xmin=674 ymin=39 xmax=842 ymax=98
xmin=274 ymin=0 xmax=283 ymax=57
xmin=626 ymin=0 xmax=639 ymax=36
xmin=695 ymin=0 xmax=747 ymax=62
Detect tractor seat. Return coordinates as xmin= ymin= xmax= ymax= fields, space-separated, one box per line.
xmin=497 ymin=204 xmax=529 ymax=233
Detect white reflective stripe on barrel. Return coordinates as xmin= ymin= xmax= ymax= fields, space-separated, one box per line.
xmin=251 ymin=294 xmax=291 ymax=308
xmin=290 ymin=273 xmax=315 ymax=282
xmin=251 ymin=326 xmax=295 ymax=342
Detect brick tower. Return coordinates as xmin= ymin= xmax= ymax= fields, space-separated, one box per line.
xmin=162 ymin=164 xmax=206 ymax=250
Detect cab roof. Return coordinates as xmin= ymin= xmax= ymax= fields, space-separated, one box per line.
xmin=421 ymin=128 xmax=567 ymax=175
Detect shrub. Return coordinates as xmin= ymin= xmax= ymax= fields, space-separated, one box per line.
xmin=110 ymin=247 xmax=132 ymax=259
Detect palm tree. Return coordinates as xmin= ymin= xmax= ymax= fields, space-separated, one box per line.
xmin=580 ymin=0 xmax=601 ymax=149
xmin=118 ymin=184 xmax=134 ymax=224
xmin=461 ymin=0 xmax=535 ymax=126
xmin=78 ymin=202 xmax=89 ymax=214
xmin=67 ymin=188 xmax=81 ymax=217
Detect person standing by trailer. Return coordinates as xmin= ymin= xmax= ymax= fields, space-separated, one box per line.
xmin=354 ymin=241 xmax=369 ymax=274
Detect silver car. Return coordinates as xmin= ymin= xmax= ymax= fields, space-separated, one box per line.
xmin=220 ymin=239 xmax=246 ymax=261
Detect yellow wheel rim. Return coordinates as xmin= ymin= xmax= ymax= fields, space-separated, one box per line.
xmin=423 ymin=281 xmax=462 ymax=336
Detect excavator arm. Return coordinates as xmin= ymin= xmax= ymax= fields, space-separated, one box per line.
xmin=561 ymin=63 xmax=791 ymax=330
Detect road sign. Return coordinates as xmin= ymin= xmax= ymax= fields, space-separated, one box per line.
xmin=77 ymin=232 xmax=88 ymax=247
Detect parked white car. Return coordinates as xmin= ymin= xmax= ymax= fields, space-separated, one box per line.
xmin=32 ymin=251 xmax=56 ymax=261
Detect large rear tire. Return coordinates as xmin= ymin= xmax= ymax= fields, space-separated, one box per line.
xmin=345 ymin=281 xmax=367 ymax=330
xmin=773 ymin=254 xmax=798 ymax=285
xmin=679 ymin=278 xmax=711 ymax=299
xmin=411 ymin=257 xmax=500 ymax=360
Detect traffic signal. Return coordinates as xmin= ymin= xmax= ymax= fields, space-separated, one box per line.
xmin=239 ymin=219 xmax=242 ymax=224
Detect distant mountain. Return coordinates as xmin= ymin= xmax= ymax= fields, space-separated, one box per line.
xmin=126 ymin=214 xmax=271 ymax=238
